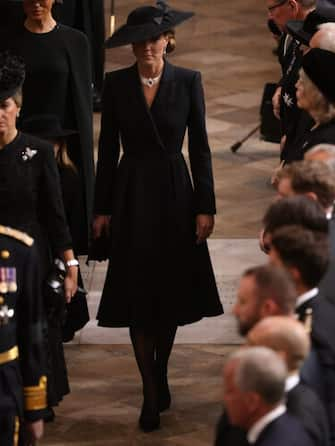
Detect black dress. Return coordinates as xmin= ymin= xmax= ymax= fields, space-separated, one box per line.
xmin=285 ymin=119 xmax=335 ymax=163
xmin=0 ymin=132 xmax=72 ymax=406
xmin=95 ymin=61 xmax=223 ymax=328
xmin=1 ymin=23 xmax=95 ymax=254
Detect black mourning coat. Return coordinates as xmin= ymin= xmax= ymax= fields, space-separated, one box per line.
xmin=285 ymin=119 xmax=335 ymax=163
xmin=94 ymin=61 xmax=223 ymax=328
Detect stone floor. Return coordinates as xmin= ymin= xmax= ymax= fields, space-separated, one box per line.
xmin=44 ymin=0 xmax=281 ymax=444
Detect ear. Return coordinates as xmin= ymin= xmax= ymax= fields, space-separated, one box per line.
xmin=261 ymin=299 xmax=280 ymax=317
xmin=247 ymin=392 xmax=262 ymax=413
xmin=288 ymin=0 xmax=299 ymax=15
xmin=304 ymin=191 xmax=318 ymax=202
xmin=288 ymin=266 xmax=301 ymax=284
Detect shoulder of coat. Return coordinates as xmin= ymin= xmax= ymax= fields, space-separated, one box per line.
xmin=0 ymin=225 xmax=34 ymax=247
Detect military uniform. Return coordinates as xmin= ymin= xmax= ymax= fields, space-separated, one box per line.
xmin=0 ymin=225 xmax=46 ymax=446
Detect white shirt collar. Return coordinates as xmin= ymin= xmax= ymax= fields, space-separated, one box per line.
xmin=295 ymin=287 xmax=318 ymax=309
xmin=285 ymin=373 xmax=300 ymax=393
xmin=247 ymin=404 xmax=286 ymax=444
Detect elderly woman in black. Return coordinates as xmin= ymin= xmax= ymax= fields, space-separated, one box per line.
xmin=286 ymin=48 xmax=335 ymax=162
xmin=0 ymin=52 xmax=78 ymax=413
xmin=93 ymin=1 xmax=223 ymax=432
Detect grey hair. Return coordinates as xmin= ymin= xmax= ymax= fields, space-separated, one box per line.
xmin=306 ymin=144 xmax=335 ymax=172
xmin=298 ymin=0 xmax=317 ymax=8
xmin=228 ymin=347 xmax=287 ymax=405
xmin=299 ymin=69 xmax=335 ymax=123
xmin=315 ymin=23 xmax=335 ymax=52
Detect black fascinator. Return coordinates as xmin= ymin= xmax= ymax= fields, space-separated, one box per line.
xmin=0 ymin=51 xmax=25 ymax=102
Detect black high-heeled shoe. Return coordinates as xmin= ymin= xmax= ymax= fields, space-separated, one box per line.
xmin=158 ymin=375 xmax=171 ymax=412
xmin=139 ymin=404 xmax=160 ymax=432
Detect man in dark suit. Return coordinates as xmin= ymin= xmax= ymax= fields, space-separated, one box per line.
xmin=268 ymin=160 xmax=335 ymax=305
xmin=247 ymin=316 xmax=330 ymax=446
xmin=0 ymin=225 xmax=47 ymax=445
xmin=222 ymin=347 xmax=314 ymax=446
xmin=270 ymin=225 xmax=335 ymax=445
xmin=215 ymin=265 xmax=298 ymax=446
xmin=233 ymin=264 xmax=297 ymax=337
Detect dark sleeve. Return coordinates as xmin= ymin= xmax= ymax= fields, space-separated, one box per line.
xmin=59 ymin=168 xmax=84 ymax=253
xmin=94 ymin=74 xmax=121 ymax=215
xmin=187 ymin=71 xmax=216 ymax=215
xmin=38 ymin=145 xmax=72 ymax=252
xmin=64 ymin=26 xmax=95 ymax=227
xmin=215 ymin=412 xmax=249 ymax=446
xmin=17 ymin=244 xmax=47 ymax=422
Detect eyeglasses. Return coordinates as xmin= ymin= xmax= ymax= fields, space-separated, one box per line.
xmin=267 ymin=0 xmax=289 ymax=12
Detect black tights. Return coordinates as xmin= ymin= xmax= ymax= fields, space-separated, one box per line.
xmin=129 ymin=325 xmax=177 ymax=411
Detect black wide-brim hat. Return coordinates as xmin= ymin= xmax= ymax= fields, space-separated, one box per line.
xmin=21 ymin=115 xmax=77 ymax=140
xmin=105 ymin=1 xmax=194 ymax=48
xmin=0 ymin=51 xmax=25 ymax=102
xmin=286 ymin=4 xmax=335 ymax=46
xmin=302 ymin=48 xmax=335 ymax=104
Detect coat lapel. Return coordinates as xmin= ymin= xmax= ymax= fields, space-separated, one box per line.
xmin=130 ymin=60 xmax=176 ymax=151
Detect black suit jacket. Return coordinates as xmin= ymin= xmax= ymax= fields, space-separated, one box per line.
xmin=255 ymin=413 xmax=314 ymax=446
xmin=215 ymin=384 xmax=329 ymax=446
xmin=319 ymin=218 xmax=335 ymax=305
xmin=287 ymin=383 xmax=330 ymax=446
xmin=296 ymin=292 xmax=335 ymax=446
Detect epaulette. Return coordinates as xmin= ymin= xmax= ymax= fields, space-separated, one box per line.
xmin=0 ymin=225 xmax=34 ymax=247
xmin=303 ymin=308 xmax=313 ymax=335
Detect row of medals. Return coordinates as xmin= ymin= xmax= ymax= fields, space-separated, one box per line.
xmin=0 ymin=250 xmax=17 ymax=324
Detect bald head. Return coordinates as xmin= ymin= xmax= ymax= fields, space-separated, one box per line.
xmin=247 ymin=316 xmax=310 ymax=372
xmin=310 ymin=23 xmax=335 ymax=52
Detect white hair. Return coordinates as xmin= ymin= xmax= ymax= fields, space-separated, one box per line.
xmin=314 ymin=23 xmax=335 ymax=52
xmin=227 ymin=347 xmax=287 ymax=405
xmin=299 ymin=69 xmax=335 ymax=123
xmin=305 ymin=144 xmax=335 ymax=171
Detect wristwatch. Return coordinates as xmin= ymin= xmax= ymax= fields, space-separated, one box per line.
xmin=66 ymin=259 xmax=79 ymax=267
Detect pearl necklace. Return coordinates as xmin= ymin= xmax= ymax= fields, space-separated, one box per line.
xmin=140 ymin=72 xmax=162 ymax=88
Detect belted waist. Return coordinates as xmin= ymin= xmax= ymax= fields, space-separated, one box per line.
xmin=0 ymin=345 xmax=18 ymax=365
xmin=122 ymin=152 xmax=183 ymax=162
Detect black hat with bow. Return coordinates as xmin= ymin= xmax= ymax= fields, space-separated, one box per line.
xmin=0 ymin=51 xmax=25 ymax=102
xmin=105 ymin=1 xmax=194 ymax=48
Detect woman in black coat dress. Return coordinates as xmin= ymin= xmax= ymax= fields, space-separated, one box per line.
xmin=93 ymin=2 xmax=223 ymax=432
xmin=21 ymin=114 xmax=90 ymax=342
xmin=285 ymin=48 xmax=335 ymax=163
xmin=0 ymin=52 xmax=79 ymax=410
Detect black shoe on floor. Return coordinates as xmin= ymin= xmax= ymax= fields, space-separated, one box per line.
xmin=139 ymin=405 xmax=160 ymax=432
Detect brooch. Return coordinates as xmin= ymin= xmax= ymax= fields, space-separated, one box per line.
xmin=21 ymin=147 xmax=37 ymax=162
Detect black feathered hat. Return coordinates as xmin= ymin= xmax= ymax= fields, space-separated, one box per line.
xmin=105 ymin=1 xmax=194 ymax=48
xmin=21 ymin=115 xmax=77 ymax=140
xmin=286 ymin=4 xmax=335 ymax=46
xmin=0 ymin=51 xmax=25 ymax=102
xmin=302 ymin=48 xmax=335 ymax=104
